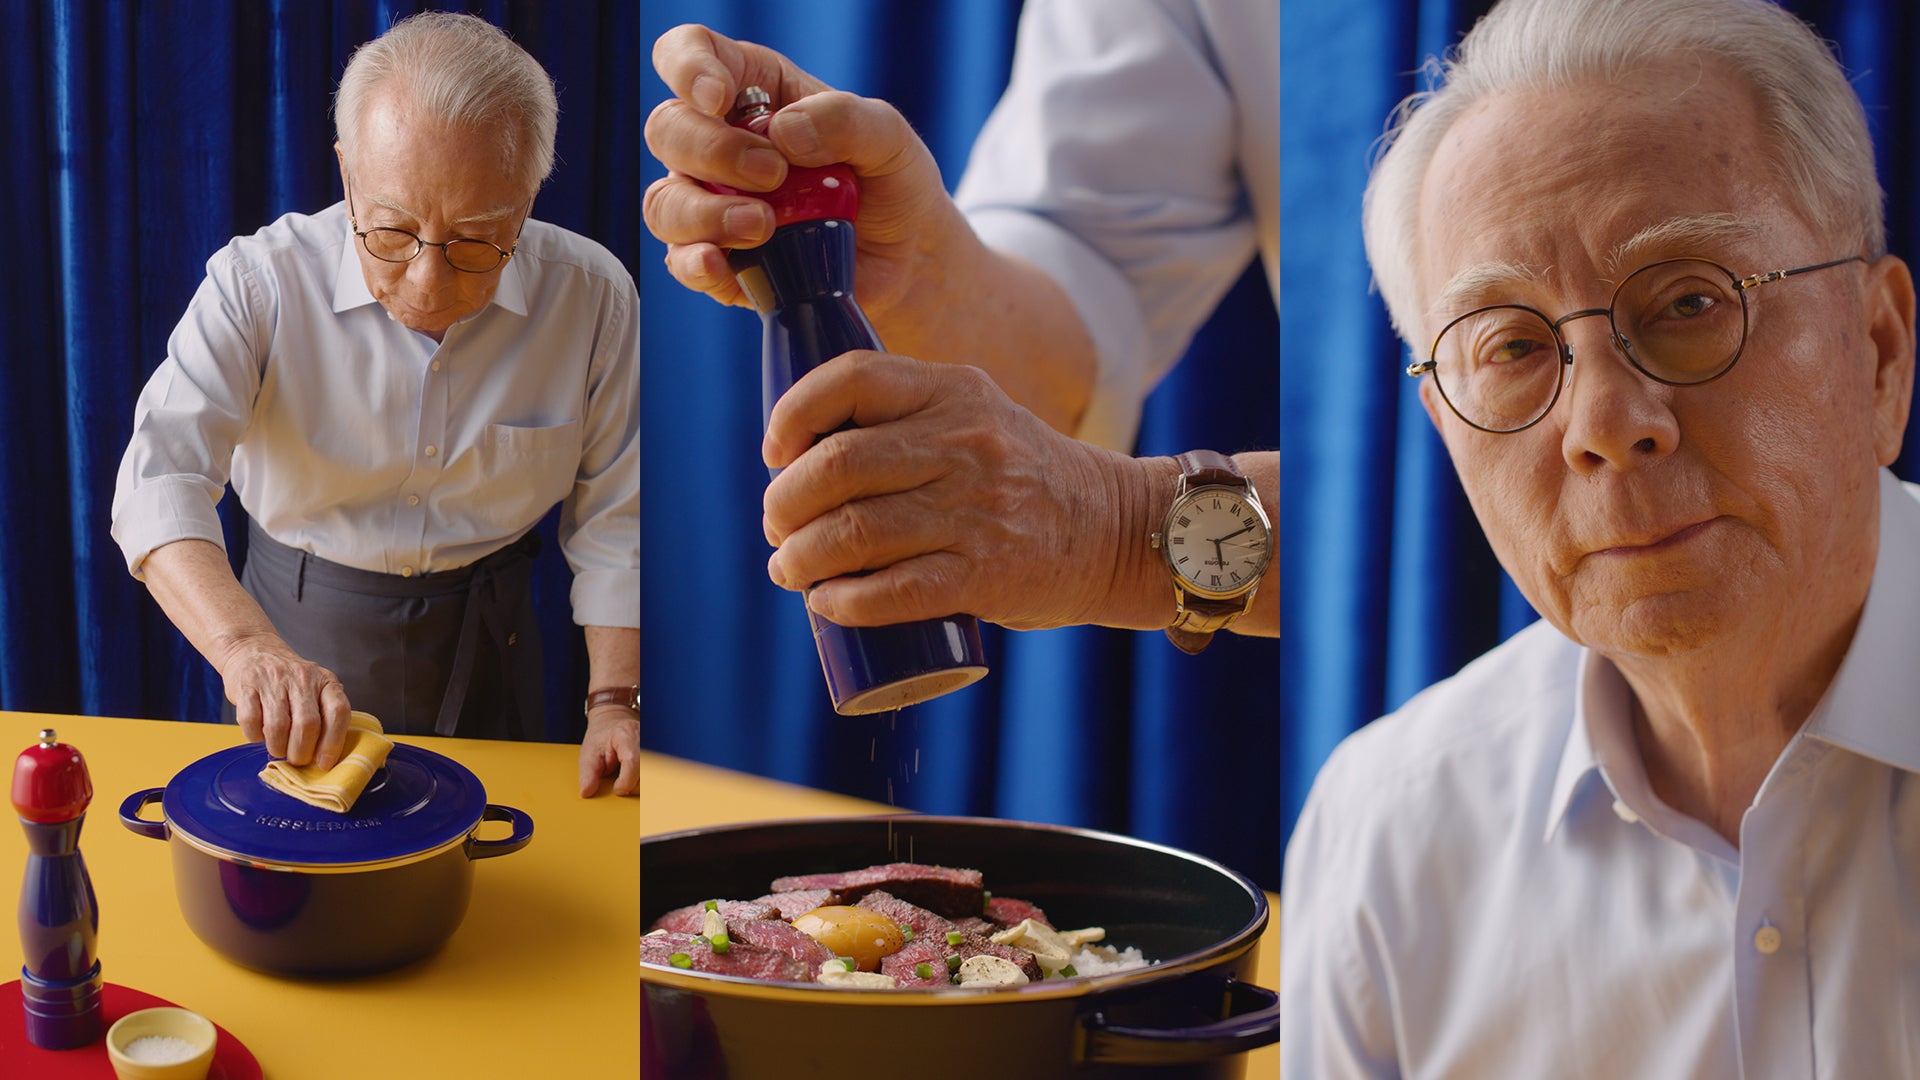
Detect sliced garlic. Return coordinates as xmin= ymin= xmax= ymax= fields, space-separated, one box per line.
xmin=701 ymin=907 xmax=726 ymax=940
xmin=957 ymin=954 xmax=1029 ymax=987
xmin=989 ymin=918 xmax=1073 ymax=972
xmin=817 ymin=967 xmax=896 ymax=989
xmin=1057 ymin=926 xmax=1106 ymax=947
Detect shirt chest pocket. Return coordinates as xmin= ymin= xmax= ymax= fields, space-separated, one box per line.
xmin=479 ymin=419 xmax=581 ymax=507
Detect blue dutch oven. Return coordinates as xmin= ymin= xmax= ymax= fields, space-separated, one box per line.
xmin=120 ymin=742 xmax=532 ymax=977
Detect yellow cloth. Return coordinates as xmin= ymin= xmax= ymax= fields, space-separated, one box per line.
xmin=258 ymin=711 xmax=394 ymax=813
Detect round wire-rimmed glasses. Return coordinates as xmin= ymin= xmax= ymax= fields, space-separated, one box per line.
xmin=345 ymin=173 xmax=525 ymax=274
xmin=1406 ymin=255 xmax=1866 ymax=433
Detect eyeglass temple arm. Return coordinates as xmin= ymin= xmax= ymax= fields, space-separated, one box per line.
xmin=1737 ymin=255 xmax=1867 ymax=291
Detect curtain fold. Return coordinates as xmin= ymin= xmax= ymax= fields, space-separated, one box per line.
xmin=0 ymin=1 xmax=639 ymax=740
xmin=639 ymin=0 xmax=1281 ymax=890
xmin=1281 ymin=0 xmax=1920 ymax=883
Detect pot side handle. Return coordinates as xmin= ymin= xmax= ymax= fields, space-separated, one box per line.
xmin=1080 ymin=979 xmax=1278 ymax=1065
xmin=118 ymin=789 xmax=170 ymax=841
xmin=466 ymin=804 xmax=534 ymax=860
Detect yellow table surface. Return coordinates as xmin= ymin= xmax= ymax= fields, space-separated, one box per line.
xmin=639 ymin=750 xmax=1280 ymax=1079
xmin=2 ymin=712 xmax=638 ymax=1079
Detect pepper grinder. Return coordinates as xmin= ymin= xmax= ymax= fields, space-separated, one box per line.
xmin=707 ymin=85 xmax=989 ymax=715
xmin=13 ymin=727 xmax=103 ymax=1049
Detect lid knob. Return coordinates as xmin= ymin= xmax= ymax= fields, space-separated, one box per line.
xmin=12 ymin=729 xmax=94 ymax=824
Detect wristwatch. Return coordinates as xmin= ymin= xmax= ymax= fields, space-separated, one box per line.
xmin=1150 ymin=450 xmax=1272 ymax=654
xmin=584 ymin=685 xmax=640 ymax=717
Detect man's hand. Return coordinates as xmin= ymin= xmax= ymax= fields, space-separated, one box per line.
xmin=761 ymin=352 xmax=1174 ymax=632
xmin=212 ymin=632 xmax=354 ymax=769
xmin=579 ymin=709 xmax=639 ymax=798
xmin=645 ymin=24 xmax=962 ymax=326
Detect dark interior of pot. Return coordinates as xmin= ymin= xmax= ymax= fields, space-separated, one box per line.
xmin=641 ymin=815 xmax=1265 ymax=977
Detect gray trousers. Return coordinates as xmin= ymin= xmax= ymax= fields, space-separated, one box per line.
xmin=226 ymin=520 xmax=545 ymax=740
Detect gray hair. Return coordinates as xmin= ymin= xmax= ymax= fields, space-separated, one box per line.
xmin=1362 ymin=0 xmax=1883 ymax=347
xmin=335 ymin=11 xmax=558 ymax=195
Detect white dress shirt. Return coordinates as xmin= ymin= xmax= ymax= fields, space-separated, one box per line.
xmin=110 ymin=201 xmax=638 ymax=629
xmin=1282 ymin=469 xmax=1920 ymax=1078
xmin=953 ymin=0 xmax=1277 ymax=452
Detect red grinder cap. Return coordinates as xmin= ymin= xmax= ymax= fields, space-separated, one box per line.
xmin=11 ymin=728 xmax=93 ymax=824
xmin=703 ymin=85 xmax=861 ymax=230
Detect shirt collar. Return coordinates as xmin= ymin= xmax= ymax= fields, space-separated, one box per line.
xmin=329 ymin=210 xmax=531 ymax=318
xmin=1543 ymin=467 xmax=1920 ymax=842
xmin=1543 ymin=649 xmax=1625 ymax=842
xmin=1799 ymin=468 xmax=1920 ymax=774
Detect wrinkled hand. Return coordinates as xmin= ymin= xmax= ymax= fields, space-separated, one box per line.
xmin=645 ymin=24 xmax=958 ymax=321
xmin=579 ymin=709 xmax=640 ymax=798
xmin=761 ymin=352 xmax=1141 ymax=631
xmin=214 ymin=634 xmax=353 ymax=769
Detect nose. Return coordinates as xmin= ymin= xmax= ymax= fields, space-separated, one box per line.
xmin=404 ymin=245 xmax=458 ymax=294
xmin=1554 ymin=311 xmax=1679 ymax=473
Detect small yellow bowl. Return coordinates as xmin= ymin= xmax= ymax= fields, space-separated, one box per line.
xmin=105 ymin=1007 xmax=217 ymax=1080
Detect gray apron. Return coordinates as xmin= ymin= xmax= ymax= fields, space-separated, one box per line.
xmin=225 ymin=519 xmax=545 ymax=740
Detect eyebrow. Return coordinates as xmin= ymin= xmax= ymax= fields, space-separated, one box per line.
xmin=1430 ymin=260 xmax=1548 ymax=319
xmin=365 ymin=193 xmax=519 ymax=227
xmin=1602 ymin=213 xmax=1761 ymax=277
xmin=1427 ymin=213 xmax=1764 ymax=320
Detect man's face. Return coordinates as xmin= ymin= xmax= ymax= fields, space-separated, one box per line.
xmin=1413 ymin=57 xmax=1913 ymax=662
xmin=337 ymin=91 xmax=530 ymax=337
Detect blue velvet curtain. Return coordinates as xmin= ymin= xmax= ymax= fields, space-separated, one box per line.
xmin=640 ymin=1 xmax=1281 ymax=889
xmin=0 ymin=0 xmax=639 ymax=741
xmin=1281 ymin=0 xmax=1920 ymax=869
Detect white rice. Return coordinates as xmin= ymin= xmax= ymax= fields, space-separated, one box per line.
xmin=1067 ymin=942 xmax=1150 ymax=977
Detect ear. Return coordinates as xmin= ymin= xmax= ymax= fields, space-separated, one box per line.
xmin=1417 ymin=367 xmax=1449 ymax=434
xmin=1864 ymin=254 xmax=1917 ymax=466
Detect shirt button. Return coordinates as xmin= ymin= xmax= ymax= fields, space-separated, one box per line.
xmin=400 ymin=566 xmax=415 ymax=578
xmin=431 ymin=361 xmax=442 ymax=372
xmin=424 ymin=444 xmax=438 ymax=458
xmin=1754 ymin=925 xmax=1782 ymax=955
xmin=1611 ymin=799 xmax=1640 ymax=823
xmin=407 ymin=494 xmax=420 ymax=506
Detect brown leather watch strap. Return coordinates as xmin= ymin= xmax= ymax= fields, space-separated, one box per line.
xmin=584 ymin=685 xmax=639 ymax=714
xmin=1173 ymin=448 xmax=1241 ymax=488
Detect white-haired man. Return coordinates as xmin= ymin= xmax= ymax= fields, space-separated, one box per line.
xmin=110 ymin=12 xmax=638 ymax=796
xmin=1282 ymin=0 xmax=1920 ymax=1074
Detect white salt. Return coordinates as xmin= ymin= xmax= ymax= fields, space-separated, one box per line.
xmin=123 ymin=1034 xmax=202 ymax=1064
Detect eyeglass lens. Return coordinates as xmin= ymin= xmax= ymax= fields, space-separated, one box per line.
xmin=1431 ymin=259 xmax=1745 ymax=431
xmin=360 ymin=228 xmax=506 ymax=273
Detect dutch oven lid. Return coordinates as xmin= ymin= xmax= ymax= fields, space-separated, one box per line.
xmin=161 ymin=742 xmax=487 ymax=867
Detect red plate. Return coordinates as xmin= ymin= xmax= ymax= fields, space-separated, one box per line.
xmin=0 ymin=980 xmax=261 ymax=1078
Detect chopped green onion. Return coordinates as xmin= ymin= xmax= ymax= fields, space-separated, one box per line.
xmin=692 ymin=935 xmax=708 ymax=947
xmin=915 ymin=962 xmax=934 ymax=979
xmin=703 ymin=900 xmax=719 ymax=911
xmin=982 ymin=890 xmax=993 ymax=913
xmin=950 ymin=973 xmax=961 ymax=984
xmin=945 ymin=930 xmax=963 ymax=946
xmin=836 ymin=958 xmax=856 ymax=973
xmin=946 ymin=953 xmax=962 ymax=973
xmin=669 ymin=953 xmax=692 ymax=969
xmin=710 ymin=932 xmax=730 ymax=954
xmin=901 ymin=926 xmax=915 ymax=941
xmin=1061 ymin=965 xmax=1078 ymax=978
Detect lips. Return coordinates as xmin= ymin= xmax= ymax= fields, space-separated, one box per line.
xmin=1591 ymin=517 xmax=1719 ymax=557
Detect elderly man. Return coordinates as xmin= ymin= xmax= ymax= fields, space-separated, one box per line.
xmin=647 ymin=3 xmax=1277 ymax=645
xmin=110 ymin=13 xmax=639 ymax=796
xmin=1281 ymin=0 xmax=1919 ymax=1075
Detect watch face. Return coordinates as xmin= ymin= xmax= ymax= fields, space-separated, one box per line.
xmin=1163 ymin=485 xmax=1272 ymax=599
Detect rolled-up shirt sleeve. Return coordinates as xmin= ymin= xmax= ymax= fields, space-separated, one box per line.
xmin=110 ymin=251 xmax=266 ymax=580
xmin=954 ymin=0 xmax=1263 ymax=452
xmin=559 ymin=277 xmax=639 ymax=629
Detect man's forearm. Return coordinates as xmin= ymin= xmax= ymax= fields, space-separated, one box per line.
xmin=867 ymin=214 xmax=1097 ymax=436
xmin=583 ymin=625 xmax=640 ymax=697
xmin=140 ymin=538 xmax=286 ymax=670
